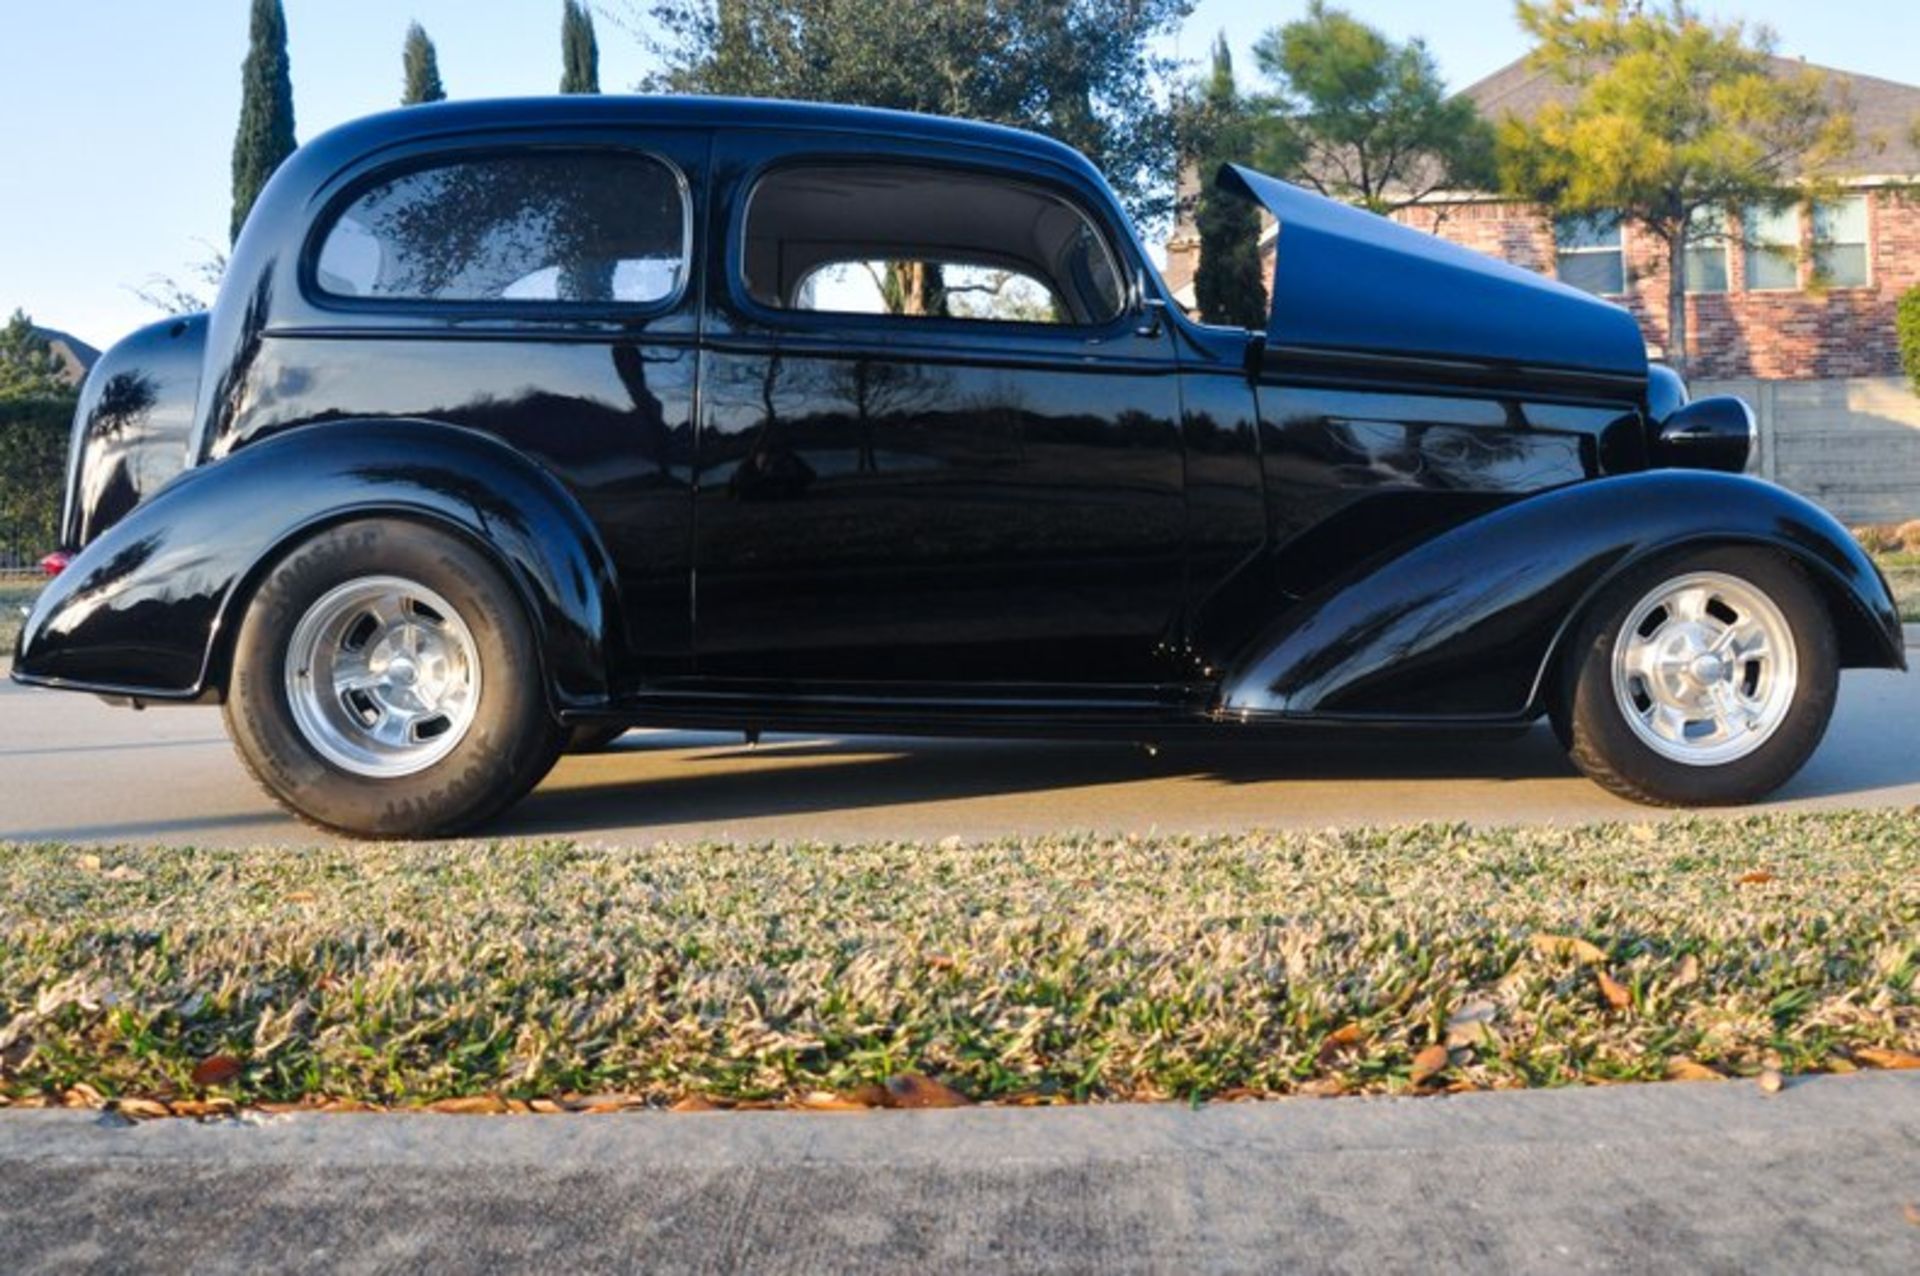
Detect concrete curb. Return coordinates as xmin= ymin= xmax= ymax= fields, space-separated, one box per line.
xmin=3 ymin=1074 xmax=1917 ymax=1274
xmin=1 ymin=1071 xmax=1913 ymax=1169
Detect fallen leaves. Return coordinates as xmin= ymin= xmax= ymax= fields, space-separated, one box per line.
xmin=1409 ymin=1044 xmax=1451 ymax=1088
xmin=190 ymin=1055 xmax=243 ymax=1087
xmin=1531 ymin=934 xmax=1608 ymax=965
xmin=1664 ymin=1058 xmax=1722 ymax=1082
xmin=1852 ymin=1047 xmax=1920 ymax=1071
xmin=427 ymin=1095 xmax=511 ymax=1115
xmin=883 ymin=1074 xmax=972 ymax=1109
xmin=1736 ymin=870 xmax=1776 ymax=886
xmin=1444 ymin=1002 xmax=1499 ymax=1050
xmin=1756 ymin=1069 xmax=1785 ymax=1094
xmin=1594 ymin=970 xmax=1633 ymax=1012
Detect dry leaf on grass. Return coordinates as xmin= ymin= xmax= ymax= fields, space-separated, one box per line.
xmin=1296 ymin=1077 xmax=1348 ymax=1098
xmin=797 ymin=1089 xmax=883 ymax=1112
xmin=1664 ymin=1056 xmax=1720 ymax=1082
xmin=1736 ymin=870 xmax=1776 ymax=885
xmin=1318 ymin=1022 xmax=1368 ymax=1061
xmin=190 ymin=1054 xmax=243 ymax=1087
xmin=666 ymin=1094 xmax=717 ymax=1113
xmin=1853 ymin=1047 xmax=1920 ymax=1070
xmin=1410 ymin=1044 xmax=1451 ymax=1087
xmin=1670 ymin=953 xmax=1701 ymax=989
xmin=1531 ymin=934 xmax=1608 ymax=965
xmin=427 ymin=1095 xmax=509 ymax=1115
xmin=883 ymin=1073 xmax=971 ymax=1109
xmin=112 ymin=1097 xmax=172 ymax=1120
xmin=1594 ymin=970 xmax=1633 ymax=1011
xmin=1445 ymin=1001 xmax=1499 ymax=1049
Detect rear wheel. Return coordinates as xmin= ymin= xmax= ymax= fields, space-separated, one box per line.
xmin=1563 ymin=547 xmax=1837 ymax=806
xmin=223 ymin=519 xmax=566 ymax=836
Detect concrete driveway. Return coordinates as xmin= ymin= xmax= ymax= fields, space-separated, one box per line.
xmin=2 ymin=657 xmax=1914 ymax=845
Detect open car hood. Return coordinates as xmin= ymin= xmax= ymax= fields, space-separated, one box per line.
xmin=1218 ymin=165 xmax=1648 ymax=385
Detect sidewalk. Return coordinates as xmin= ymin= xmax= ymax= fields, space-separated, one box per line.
xmin=3 ymin=1072 xmax=1915 ymax=1273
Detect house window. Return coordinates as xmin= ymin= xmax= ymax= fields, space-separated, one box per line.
xmin=1812 ymin=195 xmax=1870 ymax=288
xmin=1554 ymin=213 xmax=1624 ymax=296
xmin=1683 ymin=206 xmax=1728 ymax=294
xmin=1744 ymin=203 xmax=1800 ymax=291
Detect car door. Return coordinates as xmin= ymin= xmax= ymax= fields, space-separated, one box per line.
xmin=690 ymin=132 xmax=1187 ymax=693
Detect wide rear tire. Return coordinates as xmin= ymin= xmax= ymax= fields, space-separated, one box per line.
xmin=1562 ymin=546 xmax=1838 ymax=807
xmin=223 ymin=518 xmax=566 ymax=837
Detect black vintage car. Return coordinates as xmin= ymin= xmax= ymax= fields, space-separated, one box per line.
xmin=15 ymin=97 xmax=1905 ymax=836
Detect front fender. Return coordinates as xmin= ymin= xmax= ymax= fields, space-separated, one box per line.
xmin=13 ymin=419 xmax=621 ymax=709
xmin=1220 ymin=471 xmax=1904 ymax=720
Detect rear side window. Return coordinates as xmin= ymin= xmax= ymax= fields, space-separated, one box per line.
xmin=743 ymin=163 xmax=1125 ymax=327
xmin=314 ymin=151 xmax=687 ymax=306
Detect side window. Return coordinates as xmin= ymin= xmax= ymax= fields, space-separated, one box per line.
xmin=315 ymin=151 xmax=687 ymax=306
xmin=794 ymin=260 xmax=1066 ymax=324
xmin=742 ymin=163 xmax=1125 ymax=326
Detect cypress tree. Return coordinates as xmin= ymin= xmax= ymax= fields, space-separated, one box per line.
xmin=560 ymin=1 xmax=601 ymax=94
xmin=230 ymin=0 xmax=297 ymax=244
xmin=402 ymin=22 xmax=447 ymax=106
xmin=1192 ymin=35 xmax=1267 ymax=330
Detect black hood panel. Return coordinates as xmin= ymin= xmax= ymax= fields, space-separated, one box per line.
xmin=1220 ymin=165 xmax=1647 ymax=385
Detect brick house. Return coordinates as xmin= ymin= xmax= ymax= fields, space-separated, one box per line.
xmin=1162 ymin=55 xmax=1920 ymax=381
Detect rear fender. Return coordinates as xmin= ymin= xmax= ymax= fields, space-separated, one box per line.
xmin=13 ymin=419 xmax=621 ymax=709
xmin=1218 ymin=471 xmax=1904 ymax=721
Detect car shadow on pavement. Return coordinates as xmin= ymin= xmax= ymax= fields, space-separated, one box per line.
xmin=494 ymin=725 xmax=1586 ymax=837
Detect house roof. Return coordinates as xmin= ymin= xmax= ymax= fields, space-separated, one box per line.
xmin=32 ymin=326 xmax=99 ymax=389
xmin=1461 ymin=54 xmax=1920 ymax=178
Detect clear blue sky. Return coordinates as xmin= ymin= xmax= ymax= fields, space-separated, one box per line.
xmin=4 ymin=0 xmax=1915 ymax=347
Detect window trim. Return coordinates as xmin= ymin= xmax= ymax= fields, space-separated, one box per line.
xmin=299 ymin=142 xmax=695 ymax=320
xmin=1552 ymin=213 xmax=1626 ymax=298
xmin=730 ymin=155 xmax=1137 ymax=340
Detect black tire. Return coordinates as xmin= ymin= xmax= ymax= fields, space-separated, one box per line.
xmin=223 ymin=518 xmax=566 ymax=837
xmin=564 ymin=723 xmax=629 ymax=753
xmin=1562 ymin=546 xmax=1838 ymax=807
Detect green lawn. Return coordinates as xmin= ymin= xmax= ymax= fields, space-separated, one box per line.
xmin=2 ymin=814 xmax=1915 ymax=1113
xmin=0 ymin=577 xmax=41 ymax=653
xmin=1877 ymin=552 xmax=1920 ymax=623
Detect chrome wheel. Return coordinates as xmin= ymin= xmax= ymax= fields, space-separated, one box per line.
xmin=283 ymin=575 xmax=481 ymax=778
xmin=1610 ymin=570 xmax=1797 ymax=767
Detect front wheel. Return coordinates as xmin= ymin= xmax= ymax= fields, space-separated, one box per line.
xmin=1563 ymin=547 xmax=1838 ymax=806
xmin=223 ymin=518 xmax=566 ymax=837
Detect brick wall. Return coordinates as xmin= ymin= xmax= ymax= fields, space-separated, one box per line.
xmin=1395 ymin=189 xmax=1920 ymax=381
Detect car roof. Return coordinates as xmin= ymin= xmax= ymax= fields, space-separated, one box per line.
xmin=301 ymin=95 xmax=1099 ymax=177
